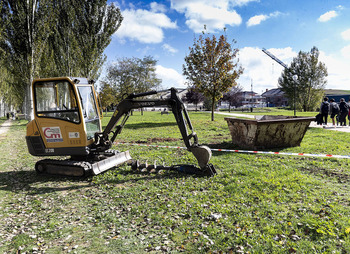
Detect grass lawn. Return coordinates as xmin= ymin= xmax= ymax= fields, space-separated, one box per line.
xmin=0 ymin=110 xmax=350 ymax=253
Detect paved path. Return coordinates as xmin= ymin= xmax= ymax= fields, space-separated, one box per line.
xmin=0 ymin=120 xmax=12 ymax=135
xmin=215 ymin=112 xmax=350 ymax=133
xmin=309 ymin=121 xmax=350 ymax=132
xmin=215 ymin=111 xmax=255 ymax=119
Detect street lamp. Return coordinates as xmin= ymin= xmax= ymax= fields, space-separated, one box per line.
xmin=292 ymin=75 xmax=298 ymax=117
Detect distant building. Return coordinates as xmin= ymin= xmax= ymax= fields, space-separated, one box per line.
xmin=261 ymin=88 xmax=288 ymax=107
xmin=240 ymin=91 xmax=265 ymax=107
xmin=324 ymin=89 xmax=350 ymax=102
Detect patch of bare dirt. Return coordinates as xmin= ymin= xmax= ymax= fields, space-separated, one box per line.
xmin=133 ymin=137 xmax=180 ymax=144
xmin=300 ymin=167 xmax=350 ymax=183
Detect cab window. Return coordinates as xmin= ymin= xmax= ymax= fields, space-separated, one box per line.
xmin=77 ymin=86 xmax=101 ymax=140
xmin=34 ymin=81 xmax=80 ymax=123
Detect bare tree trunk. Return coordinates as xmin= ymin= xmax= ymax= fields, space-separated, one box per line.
xmin=211 ymin=96 xmax=215 ymax=121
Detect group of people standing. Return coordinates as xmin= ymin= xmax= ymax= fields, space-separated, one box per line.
xmin=319 ymin=97 xmax=350 ymax=126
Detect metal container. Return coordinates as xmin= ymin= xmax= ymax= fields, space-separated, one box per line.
xmin=225 ymin=115 xmax=315 ymax=149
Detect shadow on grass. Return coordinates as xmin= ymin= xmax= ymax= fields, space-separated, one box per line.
xmin=96 ymin=167 xmax=212 ymax=185
xmin=102 ymin=121 xmax=177 ymax=130
xmin=0 ymin=170 xmax=91 ymax=194
xmin=0 ymin=166 xmax=208 ymax=194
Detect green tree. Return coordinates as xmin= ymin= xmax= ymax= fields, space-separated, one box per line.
xmin=72 ymin=0 xmax=123 ymax=80
xmin=0 ymin=1 xmax=5 ymax=60
xmin=1 ymin=0 xmax=122 ymax=118
xmin=182 ymin=87 xmax=204 ymax=111
xmin=222 ymin=85 xmax=243 ymax=111
xmin=103 ymin=56 xmax=161 ymax=101
xmin=0 ymin=68 xmax=21 ymax=113
xmin=1 ymin=0 xmax=53 ymax=119
xmin=183 ymin=30 xmax=243 ymax=121
xmin=47 ymin=0 xmax=122 ymax=80
xmin=98 ymin=82 xmax=118 ymax=115
xmin=278 ymin=46 xmax=327 ymax=112
xmin=45 ymin=0 xmax=79 ymax=77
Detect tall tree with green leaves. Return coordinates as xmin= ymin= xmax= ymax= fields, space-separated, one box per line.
xmin=103 ymin=56 xmax=161 ymax=102
xmin=278 ymin=46 xmax=327 ymax=112
xmin=47 ymin=0 xmax=122 ymax=80
xmin=99 ymin=82 xmax=118 ymax=115
xmin=1 ymin=0 xmax=53 ymax=119
xmin=1 ymin=0 xmax=122 ymax=119
xmin=45 ymin=0 xmax=79 ymax=77
xmin=0 ymin=1 xmax=5 ymax=60
xmin=183 ymin=30 xmax=243 ymax=121
xmin=73 ymin=0 xmax=123 ymax=80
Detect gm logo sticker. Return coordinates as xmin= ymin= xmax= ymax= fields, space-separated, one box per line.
xmin=42 ymin=127 xmax=63 ymax=142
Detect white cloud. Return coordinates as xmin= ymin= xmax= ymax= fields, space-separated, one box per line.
xmin=157 ymin=46 xmax=350 ymax=93
xmin=247 ymin=11 xmax=282 ymax=27
xmin=236 ymin=47 xmax=350 ymax=93
xmin=156 ymin=65 xmax=186 ymax=88
xmin=336 ymin=5 xmax=344 ymax=12
xmin=318 ymin=51 xmax=350 ymax=88
xmin=150 ymin=2 xmax=167 ymax=13
xmin=171 ymin=0 xmax=242 ymax=33
xmin=318 ymin=10 xmax=338 ymax=22
xmin=162 ymin=44 xmax=178 ymax=54
xmin=246 ymin=14 xmax=268 ymax=27
xmin=341 ymin=29 xmax=350 ymax=41
xmin=114 ymin=9 xmax=177 ymax=44
xmin=341 ymin=45 xmax=350 ymax=59
xmin=232 ymin=0 xmax=259 ymax=6
xmin=237 ymin=47 xmax=297 ymax=93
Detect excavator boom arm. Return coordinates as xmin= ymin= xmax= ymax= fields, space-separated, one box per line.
xmin=93 ymin=88 xmax=214 ymax=173
xmin=102 ymin=88 xmax=198 ymax=148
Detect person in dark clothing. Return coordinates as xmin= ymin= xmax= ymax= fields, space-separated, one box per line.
xmin=329 ymin=98 xmax=339 ymax=126
xmin=319 ymin=97 xmax=329 ymax=125
xmin=348 ymin=99 xmax=350 ymax=126
xmin=339 ymin=98 xmax=349 ymax=126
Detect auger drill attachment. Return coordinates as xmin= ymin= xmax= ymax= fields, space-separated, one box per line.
xmin=26 ymin=77 xmax=216 ymax=177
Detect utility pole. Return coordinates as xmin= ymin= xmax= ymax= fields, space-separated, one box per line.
xmin=251 ymin=79 xmax=253 ymax=112
xmin=262 ymin=48 xmax=298 ymax=116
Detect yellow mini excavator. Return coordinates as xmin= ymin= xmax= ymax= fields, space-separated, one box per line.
xmin=26 ymin=77 xmax=216 ymax=177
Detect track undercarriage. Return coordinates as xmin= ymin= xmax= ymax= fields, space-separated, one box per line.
xmin=35 ymin=150 xmax=132 ymax=177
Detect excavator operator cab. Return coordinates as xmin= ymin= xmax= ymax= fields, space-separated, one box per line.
xmin=26 ymin=77 xmax=102 ymax=157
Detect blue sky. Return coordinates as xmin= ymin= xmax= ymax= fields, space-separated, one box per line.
xmin=103 ymin=0 xmax=350 ymax=94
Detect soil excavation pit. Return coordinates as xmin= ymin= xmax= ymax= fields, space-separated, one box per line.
xmin=225 ymin=115 xmax=315 ymax=149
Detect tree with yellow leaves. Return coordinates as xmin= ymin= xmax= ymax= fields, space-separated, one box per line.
xmin=183 ymin=29 xmax=243 ymax=121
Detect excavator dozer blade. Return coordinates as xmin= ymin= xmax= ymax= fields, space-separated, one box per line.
xmin=35 ymin=150 xmax=132 ymax=177
xmin=91 ymin=150 xmax=132 ymax=175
